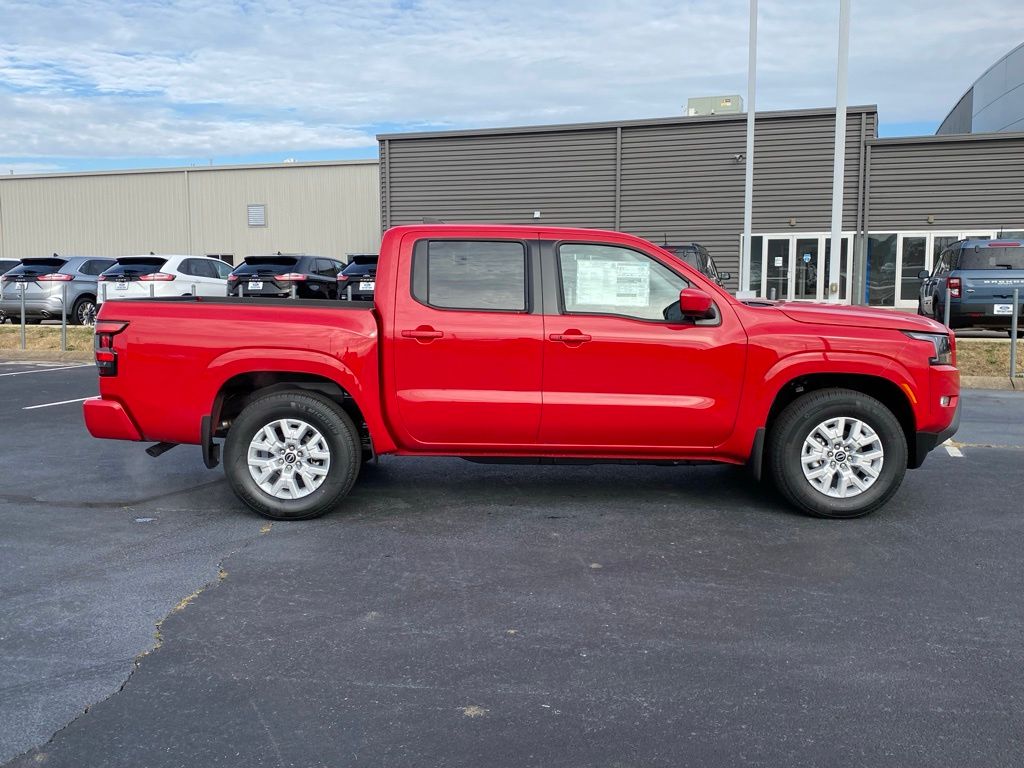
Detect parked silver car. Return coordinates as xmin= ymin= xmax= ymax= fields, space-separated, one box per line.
xmin=0 ymin=256 xmax=115 ymax=325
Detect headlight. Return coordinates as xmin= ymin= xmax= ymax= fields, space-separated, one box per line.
xmin=904 ymin=331 xmax=953 ymax=366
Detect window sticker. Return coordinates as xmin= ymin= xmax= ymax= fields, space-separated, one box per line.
xmin=575 ymin=260 xmax=650 ymax=307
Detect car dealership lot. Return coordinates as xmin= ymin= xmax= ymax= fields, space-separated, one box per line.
xmin=1 ymin=362 xmax=1023 ymax=767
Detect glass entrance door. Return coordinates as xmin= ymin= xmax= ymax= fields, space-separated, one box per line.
xmin=896 ymin=235 xmax=928 ymax=309
xmin=765 ymin=238 xmax=790 ymax=301
xmin=794 ymin=238 xmax=819 ymax=300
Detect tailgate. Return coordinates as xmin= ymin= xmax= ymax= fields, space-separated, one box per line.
xmin=959 ymin=270 xmax=1024 ymax=301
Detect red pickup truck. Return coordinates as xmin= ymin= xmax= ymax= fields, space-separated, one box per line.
xmin=84 ymin=224 xmax=959 ymax=521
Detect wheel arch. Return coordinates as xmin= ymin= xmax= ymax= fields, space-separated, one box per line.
xmin=754 ymin=372 xmax=917 ymax=479
xmin=212 ymin=372 xmax=372 ymax=458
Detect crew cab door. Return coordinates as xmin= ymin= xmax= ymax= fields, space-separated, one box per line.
xmin=389 ymin=235 xmax=544 ymax=449
xmin=539 ymin=240 xmax=747 ymax=452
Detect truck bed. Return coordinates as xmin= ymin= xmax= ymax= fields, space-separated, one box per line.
xmin=94 ymin=295 xmax=381 ymax=445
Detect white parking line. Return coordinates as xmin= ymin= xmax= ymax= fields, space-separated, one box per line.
xmin=943 ymin=439 xmax=964 ymax=458
xmin=0 ymin=364 xmax=91 ymax=377
xmin=23 ymin=396 xmax=98 ymax=410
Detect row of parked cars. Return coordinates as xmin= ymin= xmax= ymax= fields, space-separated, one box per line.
xmin=0 ymin=252 xmax=379 ymax=324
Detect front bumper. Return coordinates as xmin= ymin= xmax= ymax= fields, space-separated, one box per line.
xmin=911 ymin=397 xmax=961 ymax=469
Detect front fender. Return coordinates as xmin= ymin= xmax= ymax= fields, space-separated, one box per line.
xmin=721 ymin=348 xmax=919 ymax=463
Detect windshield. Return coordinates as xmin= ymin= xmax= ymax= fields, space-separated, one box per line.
xmin=959 ymin=247 xmax=1024 ymax=270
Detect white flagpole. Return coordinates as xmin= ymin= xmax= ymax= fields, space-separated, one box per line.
xmin=739 ymin=0 xmax=758 ymax=298
xmin=828 ymin=0 xmax=852 ymax=302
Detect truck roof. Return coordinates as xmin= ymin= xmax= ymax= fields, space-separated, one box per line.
xmin=386 ymin=223 xmax=629 ymax=240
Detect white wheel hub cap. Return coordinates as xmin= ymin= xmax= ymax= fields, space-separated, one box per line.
xmin=801 ymin=416 xmax=884 ymax=499
xmin=247 ymin=418 xmax=331 ymax=500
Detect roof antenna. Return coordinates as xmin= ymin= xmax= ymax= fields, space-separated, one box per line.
xmin=52 ymin=252 xmax=59 ymax=257
xmin=149 ymin=251 xmax=155 ymax=255
xmin=276 ymin=250 xmax=282 ymax=256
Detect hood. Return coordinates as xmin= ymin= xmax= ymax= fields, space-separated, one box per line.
xmin=771 ymin=301 xmax=948 ymax=333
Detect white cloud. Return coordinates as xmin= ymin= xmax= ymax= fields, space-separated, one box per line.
xmin=0 ymin=0 xmax=1020 ymax=162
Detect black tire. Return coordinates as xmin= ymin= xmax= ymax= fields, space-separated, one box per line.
xmin=71 ymin=296 xmax=96 ymax=326
xmin=223 ymin=390 xmax=361 ymax=520
xmin=768 ymin=388 xmax=907 ymax=519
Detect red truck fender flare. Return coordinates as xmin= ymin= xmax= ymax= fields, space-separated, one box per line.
xmin=203 ymin=348 xmax=395 ymax=454
xmin=727 ymin=349 xmax=919 ymax=468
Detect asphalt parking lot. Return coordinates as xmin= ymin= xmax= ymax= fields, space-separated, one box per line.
xmin=1 ymin=361 xmax=1022 ymax=768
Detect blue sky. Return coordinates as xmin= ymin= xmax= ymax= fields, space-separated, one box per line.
xmin=0 ymin=0 xmax=1018 ymax=174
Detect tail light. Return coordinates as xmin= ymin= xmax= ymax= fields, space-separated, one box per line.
xmin=97 ymin=275 xmax=108 ymax=281
xmin=227 ymin=274 xmax=239 ymax=281
xmin=94 ymin=320 xmax=128 ymax=377
xmin=275 ymin=273 xmax=308 ymax=281
xmin=947 ymin=277 xmax=961 ymax=299
xmin=38 ymin=273 xmax=74 ymax=281
xmin=337 ymin=274 xmax=349 ymax=281
xmin=139 ymin=272 xmax=175 ymax=281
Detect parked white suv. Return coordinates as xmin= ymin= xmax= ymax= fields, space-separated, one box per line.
xmin=98 ymin=255 xmax=232 ymax=304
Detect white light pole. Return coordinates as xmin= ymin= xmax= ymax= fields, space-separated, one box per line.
xmin=827 ymin=0 xmax=852 ymax=302
xmin=738 ymin=0 xmax=758 ymax=299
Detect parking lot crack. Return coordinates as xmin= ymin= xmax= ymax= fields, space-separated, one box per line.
xmin=2 ymin=523 xmax=269 ymax=767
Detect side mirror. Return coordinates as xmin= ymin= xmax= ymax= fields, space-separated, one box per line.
xmin=679 ymin=287 xmax=713 ymax=318
xmin=917 ymin=270 xmax=930 ymax=280
xmin=719 ymin=272 xmax=732 ymax=281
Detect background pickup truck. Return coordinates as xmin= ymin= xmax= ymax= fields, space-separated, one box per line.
xmin=84 ymin=224 xmax=960 ymax=521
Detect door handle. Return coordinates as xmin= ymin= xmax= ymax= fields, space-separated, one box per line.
xmin=549 ymin=332 xmax=592 ymax=343
xmin=402 ymin=327 xmax=444 ymax=340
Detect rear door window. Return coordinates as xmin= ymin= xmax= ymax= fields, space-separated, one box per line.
xmin=412 ymin=240 xmax=527 ymax=311
xmin=314 ymin=258 xmax=340 ymax=278
xmin=189 ymin=259 xmax=219 ymax=279
xmin=80 ymin=259 xmax=115 ymax=276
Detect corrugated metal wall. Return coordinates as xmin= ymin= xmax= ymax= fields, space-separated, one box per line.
xmin=0 ymin=161 xmax=381 ymax=263
xmin=383 ymin=130 xmax=619 ymax=229
xmin=187 ymin=163 xmax=381 ymax=261
xmin=619 ymin=112 xmax=870 ymax=274
xmin=0 ymin=172 xmax=188 ymax=259
xmin=380 ymin=108 xmax=876 ymax=285
xmin=867 ymin=133 xmax=1024 ymax=230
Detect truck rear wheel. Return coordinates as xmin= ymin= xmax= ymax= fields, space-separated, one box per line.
xmin=768 ymin=388 xmax=907 ymax=519
xmin=224 ymin=390 xmax=361 ymax=520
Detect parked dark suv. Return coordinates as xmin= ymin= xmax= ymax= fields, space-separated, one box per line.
xmin=663 ymin=243 xmax=731 ymax=286
xmin=337 ymin=254 xmax=378 ymax=301
xmin=227 ymin=254 xmax=344 ymax=299
xmin=918 ymin=238 xmax=1024 ymax=334
xmin=0 ymin=255 xmax=115 ymax=325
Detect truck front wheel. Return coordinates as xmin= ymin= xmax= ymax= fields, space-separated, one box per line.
xmin=224 ymin=390 xmax=361 ymax=520
xmin=767 ymin=388 xmax=907 ymax=519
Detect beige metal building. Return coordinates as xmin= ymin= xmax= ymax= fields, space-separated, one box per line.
xmin=0 ymin=159 xmax=381 ymax=264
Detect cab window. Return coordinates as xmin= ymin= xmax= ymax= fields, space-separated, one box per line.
xmin=557 ymin=243 xmax=688 ymax=321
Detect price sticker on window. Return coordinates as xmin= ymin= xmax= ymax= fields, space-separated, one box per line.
xmin=576 ymin=261 xmax=650 ymax=307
